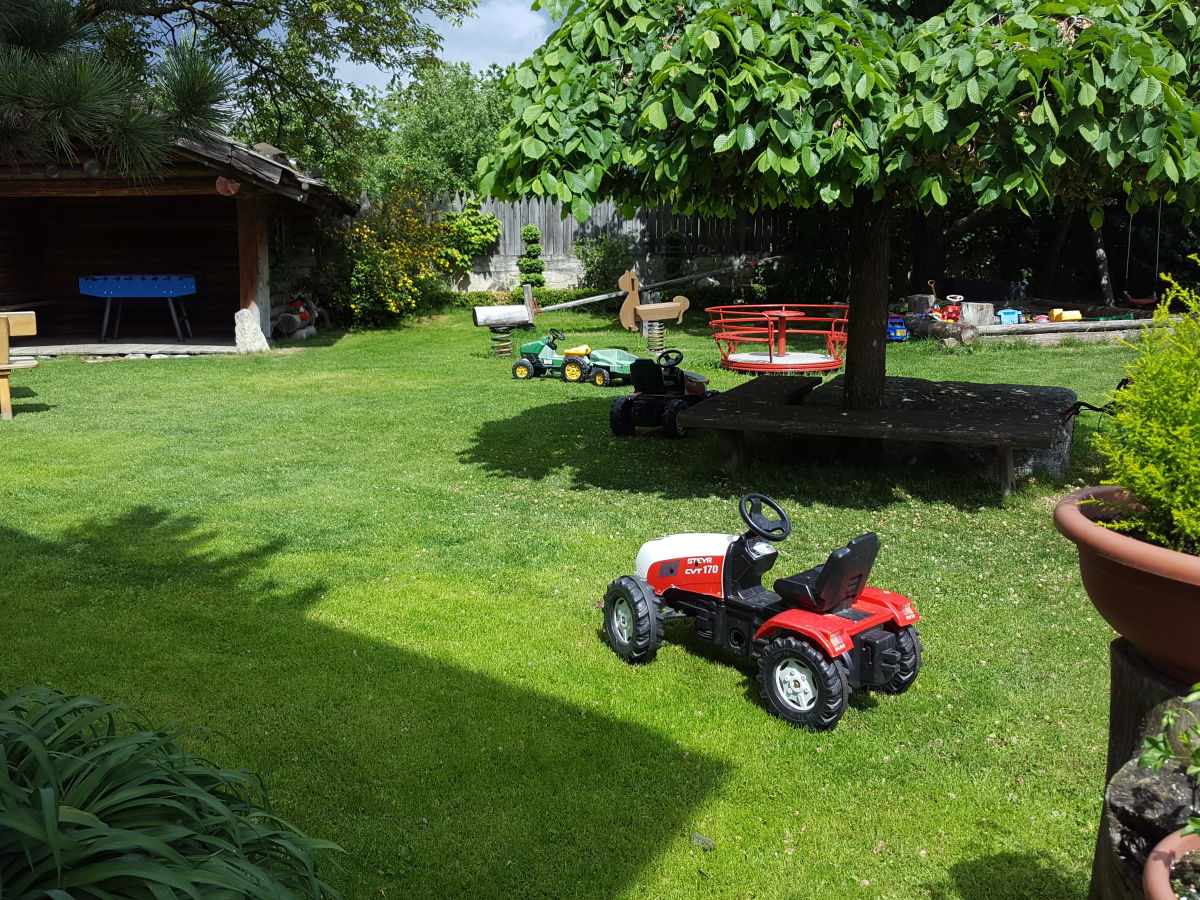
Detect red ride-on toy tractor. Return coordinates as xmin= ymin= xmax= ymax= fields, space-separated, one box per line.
xmin=609 ymin=349 xmax=715 ymax=439
xmin=603 ymin=494 xmax=922 ymax=730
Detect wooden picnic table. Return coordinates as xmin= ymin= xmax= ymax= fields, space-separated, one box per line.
xmin=678 ymin=374 xmax=1074 ymax=495
xmin=0 ymin=311 xmax=38 ymax=420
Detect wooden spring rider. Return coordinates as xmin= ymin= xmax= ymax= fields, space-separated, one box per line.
xmin=617 ymin=270 xmax=690 ymax=352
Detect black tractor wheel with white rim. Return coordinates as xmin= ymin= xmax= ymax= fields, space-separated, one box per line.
xmin=756 ymin=636 xmax=849 ymax=730
xmin=603 ymin=576 xmax=663 ymax=664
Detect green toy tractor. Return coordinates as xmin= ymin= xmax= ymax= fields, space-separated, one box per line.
xmin=511 ymin=330 xmax=642 ymax=386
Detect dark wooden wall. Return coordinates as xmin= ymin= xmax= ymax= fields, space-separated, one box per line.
xmin=0 ymin=195 xmax=240 ymax=338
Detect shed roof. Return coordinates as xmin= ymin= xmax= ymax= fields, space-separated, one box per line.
xmin=0 ymin=135 xmax=357 ymax=217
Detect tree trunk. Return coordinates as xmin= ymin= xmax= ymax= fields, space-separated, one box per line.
xmin=1093 ymin=225 xmax=1116 ymax=307
xmin=843 ymin=191 xmax=893 ymax=410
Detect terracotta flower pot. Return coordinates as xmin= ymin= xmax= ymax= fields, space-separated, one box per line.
xmin=1054 ymin=485 xmax=1200 ymax=684
xmin=1144 ymin=828 xmax=1200 ymax=900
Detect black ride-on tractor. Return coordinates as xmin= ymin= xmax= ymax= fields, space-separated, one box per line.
xmin=609 ymin=349 xmax=715 ymax=439
xmin=602 ymin=494 xmax=923 ymax=730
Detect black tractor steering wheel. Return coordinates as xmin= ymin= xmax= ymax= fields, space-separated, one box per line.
xmin=739 ymin=493 xmax=792 ymax=541
xmin=547 ymin=328 xmax=566 ymax=348
xmin=657 ymin=349 xmax=684 ymax=369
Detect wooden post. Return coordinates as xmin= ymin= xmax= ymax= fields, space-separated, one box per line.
xmin=237 ymin=195 xmax=271 ymax=335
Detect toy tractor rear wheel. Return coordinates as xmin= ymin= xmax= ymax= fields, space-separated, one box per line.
xmin=872 ymin=625 xmax=922 ymax=694
xmin=603 ymin=576 xmax=663 ymax=664
xmin=610 ymin=396 xmax=635 ymax=437
xmin=591 ymin=367 xmax=612 ymax=387
xmin=662 ymin=398 xmax=690 ymax=439
xmin=512 ymin=359 xmax=536 ymax=380
xmin=756 ymin=636 xmax=849 ymax=730
xmin=562 ymin=358 xmax=589 ymax=383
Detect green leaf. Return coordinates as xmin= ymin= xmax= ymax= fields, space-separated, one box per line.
xmin=516 ymin=67 xmax=537 ymax=89
xmin=737 ymin=123 xmax=757 ymax=151
xmin=802 ymin=147 xmax=819 ymax=176
xmin=922 ymin=102 xmax=948 ymax=132
xmin=645 ymin=101 xmax=668 ymax=130
xmin=899 ymin=51 xmax=920 ymax=73
xmin=713 ymin=131 xmax=737 ymax=152
xmin=651 ymin=50 xmax=671 ymax=72
xmin=855 ymin=73 xmax=870 ymax=99
xmin=572 ymin=195 xmax=593 ymax=222
xmin=929 ymin=179 xmax=948 ymax=206
xmin=521 ymin=137 xmax=547 ymax=159
xmin=966 ymin=77 xmax=981 ymax=105
xmin=1089 ymin=208 xmax=1104 ymax=228
xmin=1078 ymin=81 xmax=1097 ymax=106
xmin=703 ymin=30 xmax=720 ymax=50
xmin=975 ymin=48 xmax=995 ymax=68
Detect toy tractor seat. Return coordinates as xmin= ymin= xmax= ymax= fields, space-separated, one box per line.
xmin=630 ymin=357 xmax=687 ymax=394
xmin=773 ymin=532 xmax=880 ymax=613
xmin=564 ymin=344 xmax=591 ymax=356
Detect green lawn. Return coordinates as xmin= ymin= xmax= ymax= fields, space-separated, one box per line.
xmin=1 ymin=310 xmax=1131 ymax=899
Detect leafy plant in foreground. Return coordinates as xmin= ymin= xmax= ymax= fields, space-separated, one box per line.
xmin=0 ymin=686 xmax=341 ymax=898
xmin=1140 ymin=682 xmax=1200 ymax=838
xmin=1094 ymin=267 xmax=1200 ymax=554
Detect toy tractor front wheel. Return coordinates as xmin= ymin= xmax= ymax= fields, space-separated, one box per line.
xmin=871 ymin=625 xmax=923 ymax=694
xmin=512 ymin=359 xmax=536 ymax=380
xmin=662 ymin=398 xmax=690 ymax=439
xmin=756 ymin=636 xmax=849 ymax=730
xmin=562 ymin=358 xmax=590 ymax=383
xmin=603 ymin=576 xmax=663 ymax=664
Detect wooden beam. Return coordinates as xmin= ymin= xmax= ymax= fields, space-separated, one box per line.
xmin=237 ymin=195 xmax=271 ymax=334
xmin=0 ymin=178 xmax=224 ymax=198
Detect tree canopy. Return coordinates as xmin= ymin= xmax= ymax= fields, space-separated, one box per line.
xmin=0 ymin=0 xmax=232 ymax=175
xmin=46 ymin=0 xmax=478 ymax=186
xmin=481 ymin=0 xmax=1200 ymax=407
xmin=361 ymin=61 xmax=511 ymax=195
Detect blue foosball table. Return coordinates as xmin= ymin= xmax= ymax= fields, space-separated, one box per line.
xmin=78 ymin=275 xmax=196 ymax=342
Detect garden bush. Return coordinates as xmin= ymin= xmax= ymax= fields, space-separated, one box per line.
xmin=0 ymin=686 xmax=340 ymax=898
xmin=331 ymin=180 xmax=451 ymax=328
xmin=440 ymin=197 xmax=501 ymax=276
xmin=572 ymin=232 xmax=641 ymax=291
xmin=518 ymin=225 xmax=545 ymax=288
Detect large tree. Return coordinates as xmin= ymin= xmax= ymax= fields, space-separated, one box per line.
xmin=481 ymin=0 xmax=1200 ymax=408
xmin=0 ymin=0 xmax=232 ymax=175
xmin=45 ymin=0 xmax=478 ymax=187
xmin=361 ymin=61 xmax=511 ymax=195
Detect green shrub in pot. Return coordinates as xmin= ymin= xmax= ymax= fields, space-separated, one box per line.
xmin=1092 ymin=271 xmax=1200 ymax=555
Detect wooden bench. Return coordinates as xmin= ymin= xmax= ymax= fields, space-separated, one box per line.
xmin=0 ymin=311 xmax=39 ymax=420
xmin=679 ymin=375 xmax=1072 ymax=495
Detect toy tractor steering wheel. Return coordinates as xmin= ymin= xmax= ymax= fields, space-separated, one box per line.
xmin=657 ymin=349 xmax=684 ymax=369
xmin=739 ymin=493 xmax=792 ymax=541
xmin=547 ymin=328 xmax=566 ymax=348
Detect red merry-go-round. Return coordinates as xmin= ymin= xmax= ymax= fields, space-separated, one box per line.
xmin=706 ymin=303 xmax=850 ymax=374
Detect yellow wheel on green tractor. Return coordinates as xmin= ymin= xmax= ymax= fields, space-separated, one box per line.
xmin=563 ymin=360 xmax=587 ymax=383
xmin=512 ymin=360 xmax=535 ymax=380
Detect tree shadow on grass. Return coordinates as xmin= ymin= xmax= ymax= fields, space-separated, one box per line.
xmin=0 ymin=508 xmax=728 ymax=899
xmin=460 ymin=396 xmax=1010 ymax=510
xmin=925 ymin=851 xmax=1086 ymax=900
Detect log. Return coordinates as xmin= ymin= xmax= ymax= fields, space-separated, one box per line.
xmin=472 ymin=305 xmax=534 ymax=328
xmin=904 ymin=317 xmax=977 ymax=344
xmin=977 ymin=318 xmax=1155 ymax=336
xmin=1089 ymin=639 xmax=1199 ymax=900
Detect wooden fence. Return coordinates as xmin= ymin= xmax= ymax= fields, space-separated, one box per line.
xmin=438 ymin=194 xmax=804 ymax=257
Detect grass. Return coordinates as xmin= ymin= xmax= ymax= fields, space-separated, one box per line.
xmin=1 ymin=309 xmax=1133 ymax=899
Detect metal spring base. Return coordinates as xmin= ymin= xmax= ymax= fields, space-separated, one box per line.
xmin=490 ymin=326 xmax=513 ymax=357
xmin=645 ymin=320 xmax=665 ymax=353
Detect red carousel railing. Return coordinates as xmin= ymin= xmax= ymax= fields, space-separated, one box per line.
xmin=706 ymin=303 xmax=850 ymax=374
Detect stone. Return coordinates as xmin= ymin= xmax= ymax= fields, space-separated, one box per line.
xmin=125 ymin=353 xmax=147 ymax=359
xmin=235 ymin=308 xmax=270 ymax=354
xmin=150 ymin=354 xmax=169 ymax=359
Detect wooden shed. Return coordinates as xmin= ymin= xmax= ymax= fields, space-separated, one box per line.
xmin=0 ymin=137 xmax=355 ymax=344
